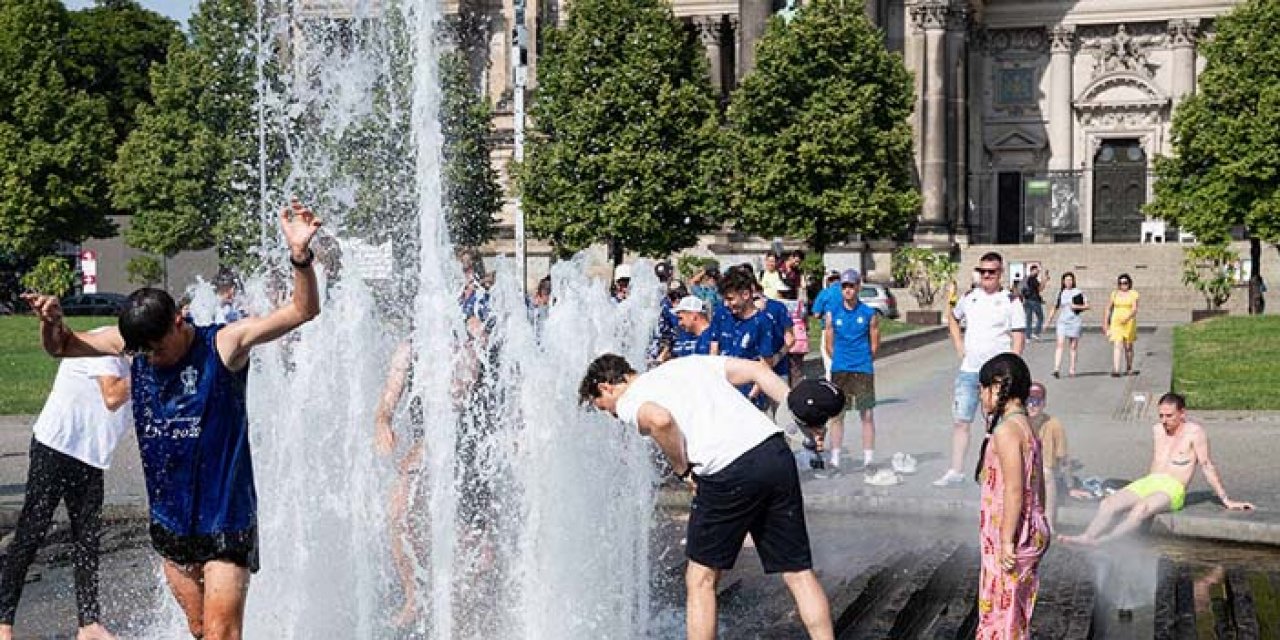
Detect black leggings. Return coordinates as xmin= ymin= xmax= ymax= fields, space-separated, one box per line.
xmin=0 ymin=438 xmax=105 ymax=627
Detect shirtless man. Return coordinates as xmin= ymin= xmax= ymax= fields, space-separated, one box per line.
xmin=1060 ymin=393 xmax=1253 ymax=546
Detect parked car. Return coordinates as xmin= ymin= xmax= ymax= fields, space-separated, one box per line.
xmin=859 ymin=283 xmax=899 ymax=319
xmin=60 ymin=293 xmax=129 ymax=316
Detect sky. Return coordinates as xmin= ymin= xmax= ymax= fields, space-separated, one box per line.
xmin=62 ymin=0 xmax=195 ymax=26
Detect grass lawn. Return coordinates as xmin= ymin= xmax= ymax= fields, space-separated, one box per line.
xmin=1172 ymin=315 xmax=1280 ymax=410
xmin=0 ymin=316 xmax=117 ymax=415
xmin=805 ymin=316 xmax=921 ymax=355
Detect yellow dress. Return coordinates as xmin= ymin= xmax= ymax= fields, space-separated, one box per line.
xmin=1108 ymin=290 xmax=1139 ymax=343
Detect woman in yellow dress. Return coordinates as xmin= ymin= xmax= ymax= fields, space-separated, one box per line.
xmin=1104 ymin=274 xmax=1139 ymax=377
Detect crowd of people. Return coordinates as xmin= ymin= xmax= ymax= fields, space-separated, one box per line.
xmin=5 ymin=213 xmax=1260 ymax=640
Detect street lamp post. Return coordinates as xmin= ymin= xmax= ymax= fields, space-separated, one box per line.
xmin=512 ymin=0 xmax=529 ymax=294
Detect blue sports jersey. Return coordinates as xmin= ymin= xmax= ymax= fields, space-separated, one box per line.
xmin=811 ymin=283 xmax=842 ymax=326
xmin=132 ymin=325 xmax=254 ymax=537
xmin=762 ymin=298 xmax=792 ymax=377
xmin=672 ymin=327 xmax=714 ymax=358
xmin=829 ymin=301 xmax=878 ymax=374
xmin=711 ymin=307 xmax=778 ymax=405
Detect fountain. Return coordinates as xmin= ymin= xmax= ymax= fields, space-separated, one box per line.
xmin=149 ymin=1 xmax=662 ymax=637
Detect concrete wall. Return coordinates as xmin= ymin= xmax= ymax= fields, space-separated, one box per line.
xmin=79 ymin=215 xmax=220 ymax=298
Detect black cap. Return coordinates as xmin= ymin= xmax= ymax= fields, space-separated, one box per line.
xmin=788 ymin=379 xmax=846 ymax=428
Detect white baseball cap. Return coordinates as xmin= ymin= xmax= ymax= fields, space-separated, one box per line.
xmin=672 ymin=295 xmax=706 ymax=315
xmin=614 ymin=264 xmax=632 ymax=281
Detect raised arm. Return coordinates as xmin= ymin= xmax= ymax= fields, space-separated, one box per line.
xmin=1193 ymin=427 xmax=1254 ymax=510
xmin=21 ymin=294 xmax=124 ymax=358
xmin=723 ymin=356 xmax=789 ymax=406
xmin=216 ymin=199 xmax=323 ymax=371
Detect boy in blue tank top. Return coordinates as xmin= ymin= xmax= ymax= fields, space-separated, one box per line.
xmin=23 ymin=199 xmax=324 ymax=640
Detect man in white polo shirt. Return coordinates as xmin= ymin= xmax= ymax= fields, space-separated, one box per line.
xmin=933 ymin=252 xmax=1026 ymax=487
xmin=579 ymin=354 xmax=834 ymax=640
xmin=0 ymin=328 xmax=130 ymax=640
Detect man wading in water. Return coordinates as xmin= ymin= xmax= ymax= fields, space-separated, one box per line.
xmin=580 ymin=354 xmax=835 ymax=640
xmin=22 ymin=199 xmax=323 ymax=640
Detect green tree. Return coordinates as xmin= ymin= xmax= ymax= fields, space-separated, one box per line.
xmin=519 ymin=0 xmax=722 ymax=260
xmin=0 ymin=0 xmax=117 ymax=263
xmin=725 ymin=1 xmax=919 ymax=252
xmin=441 ymin=51 xmax=503 ymax=248
xmin=126 ymin=254 xmax=166 ymax=287
xmin=21 ymin=256 xmax=77 ymax=298
xmin=110 ymin=0 xmax=259 ymax=266
xmin=1148 ymin=0 xmax=1280 ymax=311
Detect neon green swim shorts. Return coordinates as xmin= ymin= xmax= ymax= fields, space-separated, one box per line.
xmin=1123 ymin=473 xmax=1186 ymax=512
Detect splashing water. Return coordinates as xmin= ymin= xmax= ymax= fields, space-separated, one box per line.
xmin=139 ymin=1 xmax=662 ymax=638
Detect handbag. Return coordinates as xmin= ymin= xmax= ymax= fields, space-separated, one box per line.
xmin=1072 ymin=292 xmax=1086 ymax=308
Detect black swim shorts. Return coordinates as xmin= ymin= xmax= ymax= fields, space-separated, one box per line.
xmin=686 ymin=434 xmax=813 ymax=574
xmin=150 ymin=522 xmax=260 ymax=573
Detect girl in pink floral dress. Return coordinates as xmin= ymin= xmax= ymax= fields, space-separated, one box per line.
xmin=974 ymin=353 xmax=1051 ymax=639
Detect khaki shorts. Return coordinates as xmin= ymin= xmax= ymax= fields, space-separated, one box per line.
xmin=831 ymin=372 xmax=876 ymax=411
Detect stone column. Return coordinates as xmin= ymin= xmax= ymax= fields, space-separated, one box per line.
xmin=911 ymin=0 xmax=951 ymax=240
xmin=694 ymin=16 xmax=726 ymax=97
xmin=946 ymin=6 xmax=969 ymax=236
xmin=737 ymin=0 xmax=772 ymax=80
xmin=1048 ymin=26 xmax=1075 ymax=172
xmin=1168 ymin=19 xmax=1199 ymax=103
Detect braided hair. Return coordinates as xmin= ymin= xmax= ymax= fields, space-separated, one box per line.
xmin=974 ymin=353 xmax=1032 ymax=481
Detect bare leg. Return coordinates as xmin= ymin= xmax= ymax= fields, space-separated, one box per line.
xmin=1124 ymin=342 xmax=1136 ymax=373
xmin=390 ymin=444 xmax=425 ymax=627
xmin=0 ymin=625 xmax=12 ymax=640
xmin=1068 ymin=338 xmax=1080 ymax=376
xmin=199 ymin=561 xmax=249 ymax=640
xmin=1053 ymin=335 xmax=1065 ymax=373
xmin=781 ymin=570 xmax=834 ymax=640
xmin=1062 ymin=489 xmax=1142 ymax=544
xmin=949 ymin=420 xmax=971 ymax=474
xmin=1112 ymin=341 xmax=1123 ymax=375
xmin=685 ymin=561 xmax=720 ymax=640
xmin=77 ymin=623 xmax=117 ymax=640
xmin=826 ymin=412 xmax=845 ymax=467
xmin=860 ymin=409 xmax=875 ymax=456
xmin=1096 ymin=493 xmax=1171 ymax=545
xmin=163 ymin=561 xmax=205 ymax=638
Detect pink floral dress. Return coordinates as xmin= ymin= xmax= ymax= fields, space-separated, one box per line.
xmin=977 ymin=415 xmax=1051 ymax=639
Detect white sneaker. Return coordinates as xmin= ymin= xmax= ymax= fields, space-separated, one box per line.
xmin=864 ymin=468 xmax=902 ymax=486
xmin=931 ymin=469 xmax=966 ymax=487
xmin=892 ymin=453 xmax=918 ymax=475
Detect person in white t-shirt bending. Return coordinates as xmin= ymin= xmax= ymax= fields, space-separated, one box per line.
xmin=0 ymin=339 xmax=130 ymax=640
xmin=933 ymin=252 xmax=1027 ymax=488
xmin=579 ymin=354 xmax=835 ymax=640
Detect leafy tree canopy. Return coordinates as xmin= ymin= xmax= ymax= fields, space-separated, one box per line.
xmin=519 ymin=0 xmax=722 ymax=259
xmin=725 ymin=1 xmax=919 ymax=252
xmin=441 ymin=50 xmax=503 ymax=249
xmin=1148 ymin=0 xmax=1280 ymax=243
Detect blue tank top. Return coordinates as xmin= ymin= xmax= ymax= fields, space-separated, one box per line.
xmin=131 ymin=325 xmax=255 ymax=536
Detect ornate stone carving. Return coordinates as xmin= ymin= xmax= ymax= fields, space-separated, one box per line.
xmin=976 ymin=28 xmax=1048 ymax=54
xmin=1049 ymin=26 xmax=1075 ymax=54
xmin=910 ymin=0 xmax=949 ymax=31
xmin=1077 ymin=107 xmax=1163 ymax=129
xmin=692 ymin=15 xmax=727 ymax=46
xmin=1093 ymin=25 xmax=1153 ymax=77
xmin=1167 ymin=19 xmax=1200 ymax=48
xmin=946 ymin=4 xmax=969 ymax=32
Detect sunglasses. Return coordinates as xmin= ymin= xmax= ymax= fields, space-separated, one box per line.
xmin=1027 ymin=397 xmax=1044 ymax=407
xmin=976 ymin=268 xmax=1001 ymax=275
xmin=1118 ymin=280 xmax=1132 ymax=286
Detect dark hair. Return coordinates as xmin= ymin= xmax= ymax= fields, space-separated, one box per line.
xmin=719 ymin=267 xmax=757 ymax=296
xmin=764 ymin=250 xmax=779 ymax=260
xmin=536 ymin=275 xmax=552 ymax=297
xmin=979 ymin=251 xmax=1004 ymax=264
xmin=119 ymin=288 xmax=177 ymax=354
xmin=787 ymin=249 xmax=805 ymax=262
xmin=578 ymin=354 xmax=636 ymax=405
xmin=1158 ymin=392 xmax=1186 ymax=410
xmin=1117 ymin=273 xmax=1133 ymax=285
xmin=974 ymin=353 xmax=1032 ymax=481
xmin=1055 ymin=271 xmax=1076 ymax=310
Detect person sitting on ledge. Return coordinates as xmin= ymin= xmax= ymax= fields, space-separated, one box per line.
xmin=1060 ymin=392 xmax=1253 ymax=546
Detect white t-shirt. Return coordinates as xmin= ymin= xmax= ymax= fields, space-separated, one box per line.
xmin=32 ymin=354 xmax=132 ymax=469
xmin=615 ymin=355 xmax=780 ymax=476
xmin=953 ymin=288 xmax=1027 ymax=373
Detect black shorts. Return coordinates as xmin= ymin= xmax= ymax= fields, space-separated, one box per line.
xmin=687 ymin=434 xmax=812 ymax=574
xmin=150 ymin=523 xmax=260 ymax=573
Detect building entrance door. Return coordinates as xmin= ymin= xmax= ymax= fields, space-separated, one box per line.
xmin=996 ymin=172 xmax=1022 ymax=244
xmin=1092 ymin=140 xmax=1147 ymax=243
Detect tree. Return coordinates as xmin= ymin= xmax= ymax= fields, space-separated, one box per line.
xmin=0 ymin=0 xmax=117 ymax=263
xmin=892 ymin=247 xmax=958 ymax=310
xmin=518 ymin=0 xmax=722 ymax=260
xmin=110 ymin=0 xmax=259 ymax=266
xmin=21 ymin=256 xmax=77 ymax=298
xmin=127 ymin=254 xmax=166 ymax=287
xmin=440 ymin=51 xmax=503 ymax=248
xmin=725 ymin=1 xmax=919 ymax=252
xmin=1147 ymin=0 xmax=1280 ymax=313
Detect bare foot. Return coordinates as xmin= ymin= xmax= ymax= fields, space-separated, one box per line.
xmin=391 ymin=602 xmax=418 ymax=629
xmin=77 ymin=623 xmax=117 ymax=640
xmin=0 ymin=623 xmax=13 ymax=640
xmin=1057 ymin=534 xmax=1097 ymax=547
